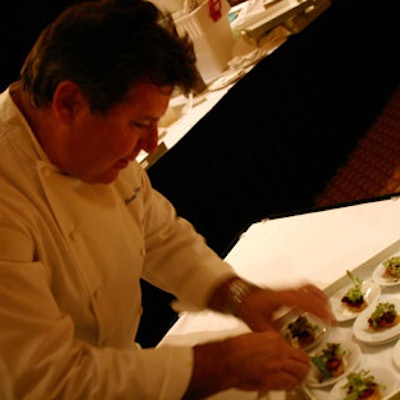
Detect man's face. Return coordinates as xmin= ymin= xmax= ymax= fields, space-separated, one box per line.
xmin=61 ymin=81 xmax=172 ymax=184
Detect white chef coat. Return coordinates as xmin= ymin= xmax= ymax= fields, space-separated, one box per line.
xmin=0 ymin=84 xmax=236 ymax=399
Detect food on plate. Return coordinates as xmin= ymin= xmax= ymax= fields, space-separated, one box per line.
xmin=382 ymin=256 xmax=400 ymax=281
xmin=341 ymin=270 xmax=367 ymax=312
xmin=367 ymin=302 xmax=400 ymax=330
xmin=282 ymin=315 xmax=318 ymax=348
xmin=341 ymin=369 xmax=384 ymax=400
xmin=311 ymin=342 xmax=346 ymax=383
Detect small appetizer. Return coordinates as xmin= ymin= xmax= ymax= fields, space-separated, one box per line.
xmin=341 ymin=270 xmax=367 ymax=312
xmin=311 ymin=342 xmax=346 ymax=383
xmin=341 ymin=369 xmax=383 ymax=400
xmin=283 ymin=315 xmax=318 ymax=348
xmin=367 ymin=302 xmax=400 ymax=330
xmin=382 ymin=256 xmax=400 ymax=281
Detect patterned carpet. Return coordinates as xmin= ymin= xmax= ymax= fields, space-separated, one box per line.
xmin=314 ymin=83 xmax=400 ymax=207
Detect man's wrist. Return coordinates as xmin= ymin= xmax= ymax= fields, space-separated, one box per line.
xmin=224 ymin=278 xmax=260 ymax=317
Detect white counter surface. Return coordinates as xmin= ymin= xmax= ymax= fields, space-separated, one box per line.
xmin=160 ymin=196 xmax=400 ymax=399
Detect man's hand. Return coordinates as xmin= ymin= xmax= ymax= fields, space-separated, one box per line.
xmin=186 ymin=330 xmax=311 ymax=399
xmin=238 ymin=283 xmax=336 ymax=332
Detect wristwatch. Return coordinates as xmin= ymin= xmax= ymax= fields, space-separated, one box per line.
xmin=225 ymin=278 xmax=259 ymax=317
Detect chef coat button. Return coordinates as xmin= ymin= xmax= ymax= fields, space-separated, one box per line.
xmin=69 ymin=231 xmax=79 ymax=240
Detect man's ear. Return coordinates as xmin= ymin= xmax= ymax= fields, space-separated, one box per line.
xmin=52 ymin=81 xmax=88 ymax=124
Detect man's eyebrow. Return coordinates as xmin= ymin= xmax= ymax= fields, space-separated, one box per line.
xmin=136 ymin=116 xmax=159 ymax=123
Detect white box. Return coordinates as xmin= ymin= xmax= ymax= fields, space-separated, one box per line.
xmin=173 ymin=0 xmax=234 ymax=83
xmin=151 ymin=0 xmax=184 ymax=13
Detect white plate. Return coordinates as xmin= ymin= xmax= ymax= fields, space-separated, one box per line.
xmin=353 ymin=296 xmax=400 ymax=345
xmin=306 ymin=341 xmax=361 ymax=388
xmin=329 ymin=367 xmax=398 ymax=400
xmin=372 ymin=254 xmax=400 ymax=287
xmin=207 ymin=69 xmax=245 ymax=91
xmin=393 ymin=338 xmax=400 ymax=369
xmin=274 ymin=311 xmax=330 ymax=352
xmin=330 ymin=280 xmax=381 ymax=322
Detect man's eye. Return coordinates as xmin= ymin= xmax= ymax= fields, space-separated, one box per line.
xmin=131 ymin=121 xmax=148 ymax=130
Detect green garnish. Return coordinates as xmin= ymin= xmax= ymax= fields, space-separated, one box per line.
xmin=342 ymin=369 xmax=383 ymax=400
xmin=368 ymin=302 xmax=396 ymax=328
xmin=344 ymin=270 xmax=363 ymax=302
xmin=311 ymin=342 xmax=345 ymax=382
xmin=383 ymin=256 xmax=400 ymax=278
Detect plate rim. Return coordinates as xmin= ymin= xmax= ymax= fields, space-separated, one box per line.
xmin=393 ymin=338 xmax=400 ymax=369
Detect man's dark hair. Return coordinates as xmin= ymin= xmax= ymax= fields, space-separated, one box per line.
xmin=20 ymin=0 xmax=201 ymax=113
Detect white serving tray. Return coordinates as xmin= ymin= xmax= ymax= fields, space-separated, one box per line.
xmin=301 ymin=239 xmax=400 ymax=400
xmin=323 ymin=239 xmax=400 ymax=297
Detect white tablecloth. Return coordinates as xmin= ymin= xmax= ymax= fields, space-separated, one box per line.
xmin=160 ymin=196 xmax=400 ymax=399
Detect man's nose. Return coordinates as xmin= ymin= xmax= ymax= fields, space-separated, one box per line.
xmin=141 ymin=124 xmax=158 ymax=155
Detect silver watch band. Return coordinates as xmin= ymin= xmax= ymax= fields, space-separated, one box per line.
xmin=225 ymin=278 xmax=259 ymax=317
